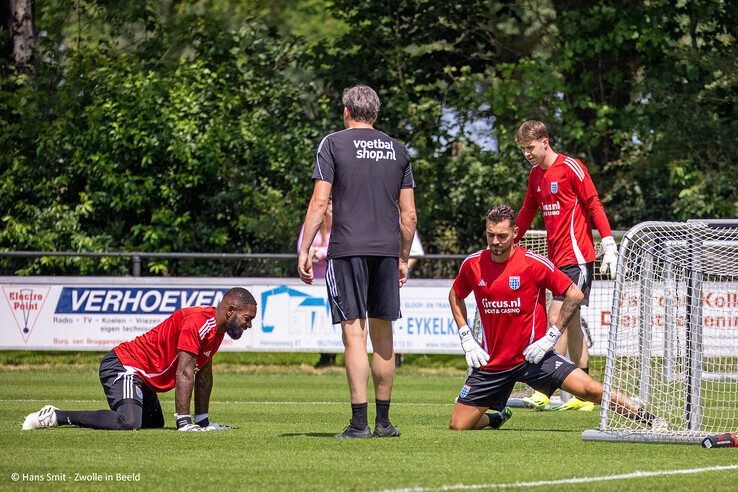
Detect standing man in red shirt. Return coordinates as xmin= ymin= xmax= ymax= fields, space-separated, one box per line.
xmin=514 ymin=120 xmax=618 ymax=411
xmin=22 ymin=287 xmax=257 ymax=431
xmin=448 ymin=205 xmax=663 ymax=432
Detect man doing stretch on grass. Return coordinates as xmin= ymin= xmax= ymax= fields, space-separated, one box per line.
xmin=22 ymin=287 xmax=256 ymax=431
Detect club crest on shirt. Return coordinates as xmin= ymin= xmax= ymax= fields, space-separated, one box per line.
xmin=550 ymin=181 xmax=559 ymax=194
xmin=460 ymin=385 xmax=471 ymax=398
xmin=509 ymin=276 xmax=520 ymax=290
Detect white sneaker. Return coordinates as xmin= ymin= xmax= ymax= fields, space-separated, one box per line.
xmin=22 ymin=405 xmax=59 ymax=430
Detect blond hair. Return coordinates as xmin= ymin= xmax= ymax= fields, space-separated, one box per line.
xmin=514 ymin=120 xmax=549 ymax=144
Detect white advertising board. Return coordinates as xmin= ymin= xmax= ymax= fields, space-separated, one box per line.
xmin=2 ymin=277 xmax=734 ymax=355
xmin=0 ymin=278 xmax=476 ymax=353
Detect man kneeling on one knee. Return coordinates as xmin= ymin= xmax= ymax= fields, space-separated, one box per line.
xmin=448 ymin=204 xmax=665 ymax=432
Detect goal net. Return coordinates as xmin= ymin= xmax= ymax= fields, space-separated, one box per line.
xmin=583 ymin=220 xmax=738 ymax=444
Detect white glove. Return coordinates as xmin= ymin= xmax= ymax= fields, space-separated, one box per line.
xmin=178 ymin=423 xmax=206 ymax=432
xmin=203 ymin=422 xmax=231 ymax=431
xmin=457 ymin=325 xmax=489 ymax=368
xmin=600 ymin=236 xmax=618 ymax=280
xmin=523 ymin=325 xmax=561 ymax=364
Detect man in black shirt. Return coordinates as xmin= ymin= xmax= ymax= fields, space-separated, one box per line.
xmin=298 ymin=85 xmax=417 ymax=438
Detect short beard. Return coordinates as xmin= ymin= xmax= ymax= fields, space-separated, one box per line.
xmin=226 ymin=317 xmax=243 ymax=340
xmin=490 ymin=242 xmax=511 ymax=256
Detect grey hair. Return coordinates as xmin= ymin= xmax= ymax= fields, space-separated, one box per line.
xmin=342 ymin=85 xmax=380 ymax=124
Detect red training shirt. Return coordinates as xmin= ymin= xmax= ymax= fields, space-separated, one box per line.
xmin=114 ymin=306 xmax=224 ymax=392
xmin=515 ymin=153 xmax=612 ymax=267
xmin=453 ymin=246 xmax=573 ymax=371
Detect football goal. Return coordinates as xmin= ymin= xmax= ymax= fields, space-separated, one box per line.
xmin=583 ymin=219 xmax=738 ymax=444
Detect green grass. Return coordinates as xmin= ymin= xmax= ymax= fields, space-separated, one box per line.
xmin=1 ymin=357 xmax=737 ymax=491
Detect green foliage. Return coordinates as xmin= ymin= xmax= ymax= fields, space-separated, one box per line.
xmin=0 ymin=0 xmax=736 ymax=276
xmin=1 ymin=7 xmax=332 ymax=275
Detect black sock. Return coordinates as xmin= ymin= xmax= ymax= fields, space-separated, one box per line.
xmin=635 ymin=407 xmax=656 ymax=425
xmin=350 ymin=402 xmax=368 ymax=429
xmin=581 ymin=367 xmax=589 ymax=374
xmin=486 ymin=409 xmax=510 ymax=430
xmin=55 ymin=403 xmax=141 ymax=430
xmin=375 ymin=399 xmax=390 ymax=426
xmin=55 ymin=410 xmax=120 ymax=429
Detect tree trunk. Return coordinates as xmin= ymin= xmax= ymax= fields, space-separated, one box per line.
xmin=8 ymin=0 xmax=35 ymax=72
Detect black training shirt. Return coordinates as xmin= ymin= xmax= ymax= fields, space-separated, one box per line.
xmin=311 ymin=127 xmax=414 ymax=258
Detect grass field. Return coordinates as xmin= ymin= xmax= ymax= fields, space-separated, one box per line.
xmin=1 ymin=352 xmax=737 ymax=491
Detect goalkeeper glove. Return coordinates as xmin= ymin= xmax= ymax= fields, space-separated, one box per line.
xmin=523 ymin=325 xmax=561 ymax=364
xmin=457 ymin=325 xmax=489 ymax=368
xmin=600 ymin=236 xmax=618 ymax=279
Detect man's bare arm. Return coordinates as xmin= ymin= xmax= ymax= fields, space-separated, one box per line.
xmin=299 ymin=181 xmax=332 ymax=255
xmin=398 ymin=188 xmax=417 ymax=263
xmin=175 ymin=350 xmax=198 ymax=416
xmin=553 ymin=284 xmax=584 ymax=331
xmin=448 ymin=289 xmax=468 ymax=329
xmin=194 ymin=358 xmax=213 ymax=416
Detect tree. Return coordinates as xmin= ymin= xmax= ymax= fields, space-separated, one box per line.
xmin=2 ymin=0 xmax=35 ymax=71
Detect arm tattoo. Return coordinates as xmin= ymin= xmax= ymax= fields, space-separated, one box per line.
xmin=556 ymin=291 xmax=582 ymax=332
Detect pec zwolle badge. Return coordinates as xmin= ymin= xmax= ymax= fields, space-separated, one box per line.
xmin=550 ymin=181 xmax=558 ymax=194
xmin=509 ymin=276 xmax=520 ymax=290
xmin=459 ymin=385 xmax=471 ymax=399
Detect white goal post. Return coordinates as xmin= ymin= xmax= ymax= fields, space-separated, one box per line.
xmin=583 ymin=219 xmax=738 ymax=444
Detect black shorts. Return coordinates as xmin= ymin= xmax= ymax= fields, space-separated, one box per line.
xmin=325 ymin=256 xmax=401 ymax=324
xmin=456 ymin=351 xmax=577 ymax=411
xmin=99 ymin=350 xmax=160 ymax=412
xmin=553 ymin=262 xmax=594 ymax=306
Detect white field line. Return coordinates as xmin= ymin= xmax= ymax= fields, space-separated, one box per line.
xmin=1 ymin=399 xmax=452 ymax=406
xmin=383 ymin=463 xmax=738 ymax=491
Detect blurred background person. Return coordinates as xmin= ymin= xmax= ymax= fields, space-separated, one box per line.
xmin=298 ymin=198 xmax=337 ymax=368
